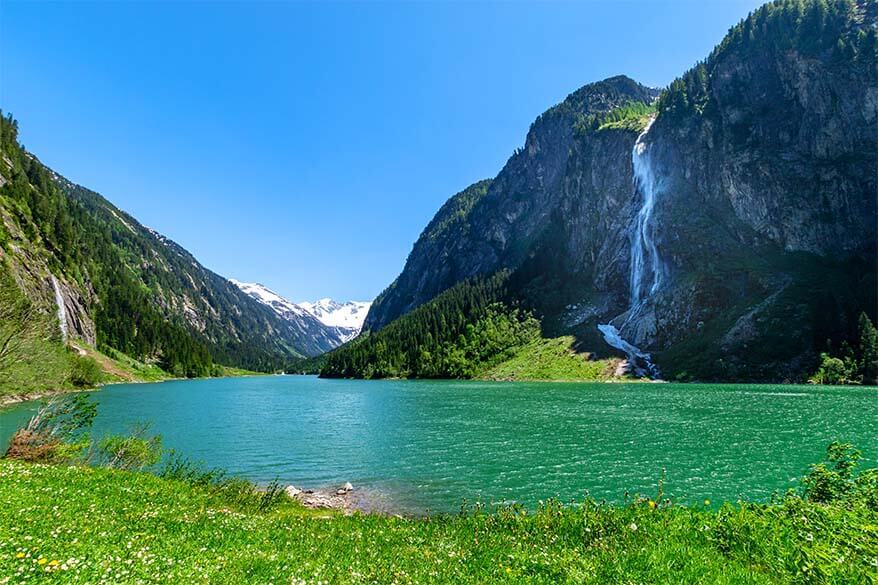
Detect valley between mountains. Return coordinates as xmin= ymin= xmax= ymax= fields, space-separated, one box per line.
xmin=1 ymin=3 xmax=878 ymax=582
xmin=1 ymin=0 xmax=876 ymax=396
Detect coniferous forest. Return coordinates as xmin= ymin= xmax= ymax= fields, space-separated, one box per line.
xmin=321 ymin=273 xmax=542 ymax=378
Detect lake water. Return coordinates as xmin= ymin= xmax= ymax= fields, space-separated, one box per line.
xmin=1 ymin=377 xmax=875 ymax=513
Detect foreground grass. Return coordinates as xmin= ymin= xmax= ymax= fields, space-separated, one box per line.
xmin=1 ymin=460 xmax=876 ymax=583
xmin=480 ymin=336 xmax=620 ymax=382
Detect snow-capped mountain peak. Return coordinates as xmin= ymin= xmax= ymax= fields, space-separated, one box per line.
xmin=298 ymin=298 xmax=371 ymax=331
xmin=229 ymin=279 xmax=308 ymax=320
xmin=230 ymin=280 xmax=371 ymax=347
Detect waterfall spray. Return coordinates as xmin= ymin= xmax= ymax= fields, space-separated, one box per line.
xmin=598 ymin=116 xmax=662 ymax=378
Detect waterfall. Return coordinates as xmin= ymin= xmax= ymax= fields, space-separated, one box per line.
xmin=51 ymin=275 xmax=68 ymax=343
xmin=598 ymin=116 xmax=662 ymax=379
xmin=628 ymin=117 xmax=663 ymax=306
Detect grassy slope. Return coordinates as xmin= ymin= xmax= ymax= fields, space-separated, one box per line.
xmin=79 ymin=344 xmax=263 ymax=385
xmin=70 ymin=342 xmax=170 ymax=384
xmin=479 ymin=336 xmax=621 ymax=381
xmin=1 ymin=340 xmax=261 ymax=403
xmin=1 ymin=460 xmax=875 ymax=584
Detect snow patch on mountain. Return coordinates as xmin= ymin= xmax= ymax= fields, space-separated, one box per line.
xmin=298 ymin=298 xmax=371 ymax=330
xmin=230 ymin=280 xmax=370 ymax=346
xmin=229 ymin=279 xmax=308 ymax=320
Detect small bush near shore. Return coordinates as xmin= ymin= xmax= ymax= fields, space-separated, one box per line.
xmin=66 ymin=353 xmax=105 ymax=388
xmin=3 ymin=395 xmax=96 ymax=463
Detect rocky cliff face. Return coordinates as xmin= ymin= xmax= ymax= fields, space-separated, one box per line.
xmin=616 ymin=0 xmax=877 ymax=379
xmin=0 ymin=155 xmax=97 ymax=346
xmin=365 ymin=76 xmax=660 ymax=331
xmin=365 ymin=0 xmax=877 ymax=381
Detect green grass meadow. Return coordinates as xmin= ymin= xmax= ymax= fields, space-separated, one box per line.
xmin=1 ymin=457 xmax=875 ymax=584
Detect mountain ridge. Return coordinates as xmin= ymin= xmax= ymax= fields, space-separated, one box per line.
xmin=230 ymin=280 xmax=370 ymax=348
xmin=347 ymin=0 xmax=878 ymax=382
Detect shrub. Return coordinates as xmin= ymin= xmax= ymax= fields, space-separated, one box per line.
xmin=158 ymin=451 xmax=286 ymax=512
xmin=160 ymin=450 xmax=229 ymax=486
xmin=67 ymin=353 xmax=104 ymax=387
xmin=801 ymin=441 xmax=862 ymax=503
xmin=809 ymin=352 xmax=857 ymax=385
xmin=96 ymin=423 xmax=162 ymax=471
xmin=3 ymin=394 xmax=96 ymax=463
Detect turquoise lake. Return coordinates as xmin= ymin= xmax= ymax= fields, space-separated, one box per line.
xmin=1 ymin=377 xmax=875 ymax=513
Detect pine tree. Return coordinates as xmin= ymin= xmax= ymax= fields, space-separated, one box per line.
xmin=858 ymin=313 xmax=878 ymax=385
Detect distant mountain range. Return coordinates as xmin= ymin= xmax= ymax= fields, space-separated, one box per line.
xmin=298 ymin=298 xmax=372 ymax=342
xmin=230 ymin=280 xmax=370 ymax=347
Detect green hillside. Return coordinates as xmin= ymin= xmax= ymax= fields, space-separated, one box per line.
xmin=322 ymin=272 xmax=623 ymax=381
xmin=0 ymin=112 xmax=316 ymax=393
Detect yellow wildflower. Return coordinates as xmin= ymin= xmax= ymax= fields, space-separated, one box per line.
xmin=38 ymin=558 xmax=47 ymax=565
xmin=15 ymin=552 xmax=25 ymax=559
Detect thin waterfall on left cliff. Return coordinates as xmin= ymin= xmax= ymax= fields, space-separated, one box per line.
xmin=598 ymin=116 xmax=662 ymax=378
xmin=51 ymin=274 xmax=68 ymax=343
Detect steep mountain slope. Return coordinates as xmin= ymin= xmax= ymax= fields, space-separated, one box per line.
xmin=358 ymin=0 xmax=877 ymax=382
xmin=364 ymin=79 xmax=660 ymax=331
xmin=230 ymin=280 xmax=370 ymax=349
xmin=0 ymin=114 xmax=327 ymax=376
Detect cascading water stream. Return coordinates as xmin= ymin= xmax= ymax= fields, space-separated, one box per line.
xmin=628 ymin=117 xmax=663 ymax=306
xmin=51 ymin=274 xmax=68 ymax=343
xmin=598 ymin=116 xmax=662 ymax=378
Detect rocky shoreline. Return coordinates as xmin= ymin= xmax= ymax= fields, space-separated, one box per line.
xmin=284 ymin=482 xmax=392 ymax=515
xmin=0 ymin=389 xmax=79 ymax=409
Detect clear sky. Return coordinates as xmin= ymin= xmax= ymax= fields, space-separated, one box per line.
xmin=0 ymin=0 xmax=763 ymax=302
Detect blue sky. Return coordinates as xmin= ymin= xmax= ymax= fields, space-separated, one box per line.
xmin=1 ymin=0 xmax=763 ymax=302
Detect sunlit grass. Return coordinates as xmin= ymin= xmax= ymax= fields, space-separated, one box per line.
xmin=1 ymin=459 xmax=875 ymax=583
xmin=480 ymin=336 xmax=620 ymax=381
